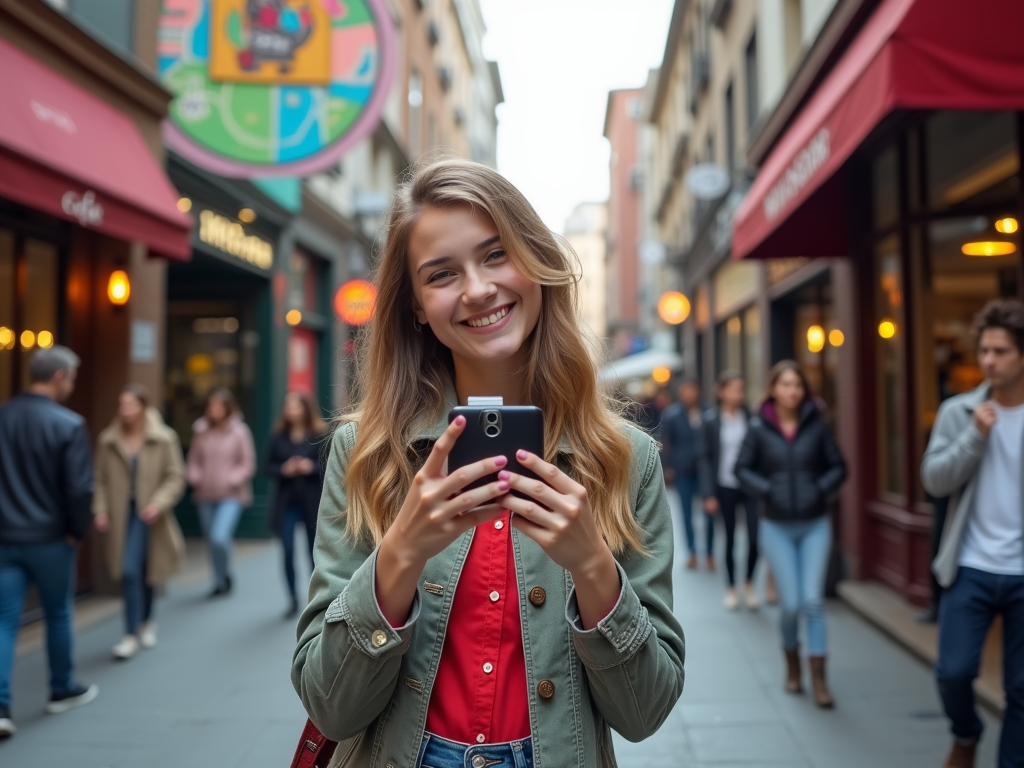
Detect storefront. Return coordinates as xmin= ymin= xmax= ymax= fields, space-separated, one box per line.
xmin=0 ymin=5 xmax=191 ymax=602
xmin=732 ymin=0 xmax=1024 ymax=602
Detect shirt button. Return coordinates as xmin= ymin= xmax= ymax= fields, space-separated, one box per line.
xmin=489 ymin=590 xmax=500 ymax=602
xmin=371 ymin=630 xmax=388 ymax=647
xmin=483 ymin=662 xmax=494 ymax=674
xmin=476 ymin=734 xmax=486 ymax=743
xmin=529 ymin=586 xmax=546 ymax=606
xmin=494 ymin=519 xmax=504 ymax=530
xmin=537 ymin=679 xmax=555 ymax=699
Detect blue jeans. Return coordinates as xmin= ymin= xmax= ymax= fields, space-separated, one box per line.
xmin=676 ymin=473 xmax=713 ymax=556
xmin=197 ymin=499 xmax=244 ymax=590
xmin=279 ymin=504 xmax=315 ymax=601
xmin=416 ymin=733 xmax=533 ymax=768
xmin=122 ymin=504 xmax=154 ymax=635
xmin=936 ymin=566 xmax=1024 ymax=766
xmin=0 ymin=540 xmax=78 ymax=706
xmin=760 ymin=516 xmax=831 ymax=655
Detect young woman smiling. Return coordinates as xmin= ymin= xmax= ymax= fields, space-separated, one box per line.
xmin=292 ymin=159 xmax=685 ymax=768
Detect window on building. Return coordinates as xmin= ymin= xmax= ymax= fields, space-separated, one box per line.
xmin=745 ymin=32 xmax=758 ymax=130
xmin=408 ymin=70 xmax=423 ymax=158
xmin=67 ymin=0 xmax=134 ymax=57
xmin=724 ymin=81 xmax=736 ymax=175
xmin=875 ymin=235 xmax=905 ymax=498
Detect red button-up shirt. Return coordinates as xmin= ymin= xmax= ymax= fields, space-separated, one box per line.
xmin=425 ymin=509 xmax=531 ymax=744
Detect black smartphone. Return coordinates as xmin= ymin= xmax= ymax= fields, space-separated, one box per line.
xmin=447 ymin=405 xmax=545 ymax=499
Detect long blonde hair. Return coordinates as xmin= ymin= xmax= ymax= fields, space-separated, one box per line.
xmin=343 ymin=159 xmax=642 ymax=554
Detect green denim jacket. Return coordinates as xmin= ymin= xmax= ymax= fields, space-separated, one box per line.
xmin=292 ymin=409 xmax=685 ymax=768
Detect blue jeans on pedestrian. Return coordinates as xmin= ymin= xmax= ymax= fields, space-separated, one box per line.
xmin=416 ymin=732 xmax=533 ymax=768
xmin=935 ymin=566 xmax=1024 ymax=767
xmin=279 ymin=503 xmax=315 ymax=602
xmin=760 ymin=516 xmax=831 ymax=656
xmin=197 ymin=499 xmax=244 ymax=590
xmin=676 ymin=473 xmax=713 ymax=557
xmin=122 ymin=503 xmax=154 ymax=635
xmin=0 ymin=540 xmax=78 ymax=707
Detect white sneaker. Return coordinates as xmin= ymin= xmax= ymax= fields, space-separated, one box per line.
xmin=0 ymin=707 xmax=15 ymax=738
xmin=744 ymin=582 xmax=760 ymax=610
xmin=112 ymin=635 xmax=139 ymax=660
xmin=723 ymin=589 xmax=739 ymax=611
xmin=139 ymin=622 xmax=158 ymax=649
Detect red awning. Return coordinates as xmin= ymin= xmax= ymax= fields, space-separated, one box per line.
xmin=0 ymin=38 xmax=191 ymax=261
xmin=733 ymin=0 xmax=1024 ymax=260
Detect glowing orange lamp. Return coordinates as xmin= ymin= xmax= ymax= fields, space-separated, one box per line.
xmin=108 ymin=270 xmax=130 ymax=305
xmin=334 ymin=280 xmax=377 ymax=325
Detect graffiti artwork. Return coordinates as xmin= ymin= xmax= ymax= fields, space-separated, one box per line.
xmin=159 ymin=0 xmax=395 ymax=177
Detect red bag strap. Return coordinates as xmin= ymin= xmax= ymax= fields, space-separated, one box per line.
xmin=289 ymin=719 xmax=339 ymax=768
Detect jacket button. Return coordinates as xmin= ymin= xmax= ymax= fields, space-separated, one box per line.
xmin=529 ymin=586 xmax=546 ymax=606
xmin=372 ymin=630 xmax=388 ymax=647
xmin=537 ymin=679 xmax=555 ymax=699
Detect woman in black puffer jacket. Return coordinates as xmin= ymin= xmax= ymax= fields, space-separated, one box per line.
xmin=735 ymin=360 xmax=846 ymax=708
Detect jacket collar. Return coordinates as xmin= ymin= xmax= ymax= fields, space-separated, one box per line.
xmin=100 ymin=407 xmax=165 ymax=448
xmin=412 ymin=383 xmax=574 ymax=455
xmin=958 ymin=382 xmax=992 ymax=411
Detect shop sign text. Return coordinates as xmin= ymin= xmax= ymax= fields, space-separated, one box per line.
xmin=763 ymin=128 xmax=830 ymax=222
xmin=62 ymin=190 xmax=104 ymax=226
xmin=198 ymin=209 xmax=273 ymax=270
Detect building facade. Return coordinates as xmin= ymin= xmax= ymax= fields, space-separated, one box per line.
xmin=564 ymin=202 xmax=609 ymax=342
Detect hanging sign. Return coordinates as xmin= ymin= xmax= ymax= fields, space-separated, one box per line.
xmin=158 ymin=0 xmax=396 ymax=177
xmin=334 ymin=279 xmax=376 ymax=325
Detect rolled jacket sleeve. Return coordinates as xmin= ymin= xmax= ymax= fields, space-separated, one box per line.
xmin=565 ymin=435 xmax=685 ymax=743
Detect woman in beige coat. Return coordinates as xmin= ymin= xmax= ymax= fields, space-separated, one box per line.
xmin=93 ymin=385 xmax=186 ymax=660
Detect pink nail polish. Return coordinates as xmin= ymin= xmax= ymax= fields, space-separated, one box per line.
xmin=495 ymin=455 xmax=508 ymax=466
xmin=497 ymin=481 xmax=509 ymax=491
xmin=455 ymin=415 xmax=465 ymax=426
xmin=516 ymin=449 xmax=528 ymax=461
xmin=498 ymin=470 xmax=510 ymax=481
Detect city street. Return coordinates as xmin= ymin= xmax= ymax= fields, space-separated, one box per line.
xmin=1 ymin=497 xmax=1001 ymax=768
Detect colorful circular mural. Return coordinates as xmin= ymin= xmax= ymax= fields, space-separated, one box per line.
xmin=158 ymin=0 xmax=395 ymax=177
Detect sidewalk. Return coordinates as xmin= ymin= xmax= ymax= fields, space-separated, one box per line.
xmin=612 ymin=494 xmax=1002 ymax=768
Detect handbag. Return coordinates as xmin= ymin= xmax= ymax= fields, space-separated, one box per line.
xmin=288 ymin=719 xmax=339 ymax=768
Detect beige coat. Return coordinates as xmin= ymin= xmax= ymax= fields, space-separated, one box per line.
xmin=93 ymin=408 xmax=187 ymax=585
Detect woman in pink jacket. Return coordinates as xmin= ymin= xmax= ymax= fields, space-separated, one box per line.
xmin=185 ymin=389 xmax=256 ymax=597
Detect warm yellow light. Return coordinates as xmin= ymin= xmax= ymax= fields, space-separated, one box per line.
xmin=20 ymin=330 xmax=35 ymax=349
xmin=657 ymin=291 xmax=691 ymax=325
xmin=829 ymin=329 xmax=845 ymax=347
xmin=238 ymin=207 xmax=256 ymax=223
xmin=962 ymin=241 xmax=1017 ymax=257
xmin=652 ymin=365 xmax=671 ymax=385
xmin=879 ymin=320 xmax=897 ymax=339
xmin=727 ymin=316 xmax=742 ymax=334
xmin=177 ymin=197 xmax=192 ymax=213
xmin=107 ymin=270 xmax=130 ymax=305
xmin=37 ymin=330 xmax=54 ymax=349
xmin=285 ymin=309 xmax=302 ymax=326
xmin=995 ymin=217 xmax=1019 ymax=234
xmin=807 ymin=325 xmax=825 ymax=353
xmin=0 ymin=327 xmax=11 ymax=348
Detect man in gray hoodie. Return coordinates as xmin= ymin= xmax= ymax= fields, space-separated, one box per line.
xmin=922 ymin=299 xmax=1024 ymax=768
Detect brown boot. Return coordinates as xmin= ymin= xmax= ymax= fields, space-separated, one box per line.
xmin=706 ymin=556 xmax=717 ymax=572
xmin=685 ymin=554 xmax=698 ymax=570
xmin=809 ymin=656 xmax=834 ymax=708
xmin=784 ymin=648 xmax=802 ymax=693
xmin=942 ymin=739 xmax=977 ymax=768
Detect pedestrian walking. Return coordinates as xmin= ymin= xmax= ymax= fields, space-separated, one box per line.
xmin=185 ymin=389 xmax=256 ymax=598
xmin=292 ymin=159 xmax=685 ymax=767
xmin=0 ymin=347 xmax=98 ymax=738
xmin=662 ymin=378 xmax=714 ymax=570
xmin=265 ymin=391 xmax=326 ymax=618
xmin=699 ymin=370 xmax=759 ymax=611
xmin=735 ymin=360 xmax=846 ymax=708
xmin=922 ymin=299 xmax=1024 ymax=768
xmin=93 ymin=384 xmax=186 ymax=660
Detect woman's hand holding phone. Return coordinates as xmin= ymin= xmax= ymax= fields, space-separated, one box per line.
xmin=498 ymin=451 xmax=621 ymax=630
xmin=375 ymin=415 xmax=509 ymax=626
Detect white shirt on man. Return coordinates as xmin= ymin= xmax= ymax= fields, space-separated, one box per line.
xmin=717 ymin=409 xmax=747 ymax=490
xmin=959 ymin=400 xmax=1024 ymax=575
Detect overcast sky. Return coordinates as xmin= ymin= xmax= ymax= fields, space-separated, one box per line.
xmin=479 ymin=0 xmax=674 ymax=233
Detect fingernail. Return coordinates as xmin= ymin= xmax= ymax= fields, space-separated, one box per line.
xmin=497 ymin=481 xmax=509 ymax=491
xmin=455 ymin=415 xmax=465 ymax=426
xmin=516 ymin=449 xmax=528 ymax=461
xmin=498 ymin=470 xmax=510 ymax=481
xmin=494 ymin=455 xmax=508 ymax=466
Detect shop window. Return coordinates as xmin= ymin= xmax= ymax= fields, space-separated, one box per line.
xmin=873 ymin=144 xmax=898 ymax=233
xmin=743 ymin=305 xmax=762 ymax=407
xmin=0 ymin=230 xmax=13 ymax=404
xmin=875 ymin=235 xmax=905 ymax=498
xmin=926 ymin=111 xmax=1018 ymax=213
xmin=717 ymin=315 xmax=743 ymax=374
xmin=288 ymin=249 xmax=322 ymax=314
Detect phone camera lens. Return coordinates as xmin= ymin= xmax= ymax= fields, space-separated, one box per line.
xmin=485 ymin=411 xmax=499 ymax=424
xmin=485 ymin=425 xmax=500 ymax=437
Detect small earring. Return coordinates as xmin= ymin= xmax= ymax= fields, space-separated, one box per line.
xmin=413 ymin=317 xmax=423 ymax=332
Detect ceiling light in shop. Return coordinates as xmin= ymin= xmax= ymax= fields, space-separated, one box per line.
xmin=238 ymin=208 xmax=256 ymax=223
xmin=652 ymin=366 xmax=671 ymax=385
xmin=37 ymin=331 xmax=54 ymax=349
xmin=20 ymin=330 xmax=35 ymax=349
xmin=878 ymin=320 xmax=897 ymax=339
xmin=995 ymin=218 xmax=1019 ymax=234
xmin=286 ymin=309 xmax=302 ymax=326
xmin=807 ymin=325 xmax=825 ymax=353
xmin=0 ymin=327 xmax=12 ymax=349
xmin=829 ymin=330 xmax=845 ymax=347
xmin=177 ymin=197 xmax=192 ymax=213
xmin=962 ymin=241 xmax=1016 ymax=257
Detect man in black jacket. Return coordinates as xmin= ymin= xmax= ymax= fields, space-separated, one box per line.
xmin=0 ymin=346 xmax=98 ymax=738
